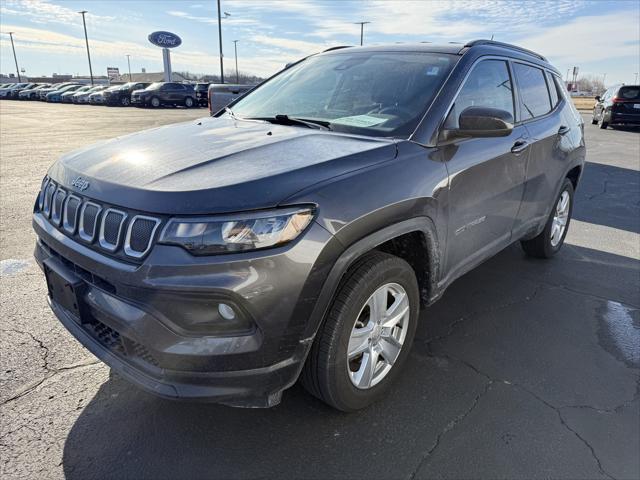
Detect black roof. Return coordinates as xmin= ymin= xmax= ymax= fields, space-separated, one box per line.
xmin=318 ymin=39 xmax=555 ymax=72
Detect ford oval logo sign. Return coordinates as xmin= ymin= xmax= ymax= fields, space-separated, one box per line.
xmin=148 ymin=31 xmax=182 ymax=48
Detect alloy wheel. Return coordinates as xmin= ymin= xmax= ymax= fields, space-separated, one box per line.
xmin=347 ymin=282 xmax=410 ymax=389
xmin=550 ymin=190 xmax=570 ymax=247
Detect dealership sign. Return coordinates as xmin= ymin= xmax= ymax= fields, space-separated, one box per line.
xmin=148 ymin=31 xmax=182 ymax=49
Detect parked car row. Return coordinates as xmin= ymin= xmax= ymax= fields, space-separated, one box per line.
xmin=1 ymin=81 xmax=255 ymax=110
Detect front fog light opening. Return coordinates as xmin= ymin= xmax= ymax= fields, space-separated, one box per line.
xmin=218 ymin=303 xmax=236 ymax=321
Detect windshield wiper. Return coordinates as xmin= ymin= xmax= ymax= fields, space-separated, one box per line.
xmin=248 ymin=114 xmax=332 ymax=131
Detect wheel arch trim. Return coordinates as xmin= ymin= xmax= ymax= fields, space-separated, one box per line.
xmin=301 ymin=216 xmax=442 ymax=342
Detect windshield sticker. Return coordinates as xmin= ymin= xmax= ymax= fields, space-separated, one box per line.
xmin=332 ymin=115 xmax=388 ymax=127
xmin=426 ymin=66 xmax=440 ymax=76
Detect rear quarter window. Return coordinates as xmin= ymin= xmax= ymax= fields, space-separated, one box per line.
xmin=514 ymin=63 xmax=552 ymax=120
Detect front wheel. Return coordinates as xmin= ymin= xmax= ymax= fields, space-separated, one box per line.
xmin=184 ymin=96 xmax=194 ymax=108
xmin=150 ymin=96 xmax=161 ymax=108
xmin=301 ymin=251 xmax=419 ymax=411
xmin=121 ymin=96 xmax=130 ymax=106
xmin=521 ymin=178 xmax=574 ymax=258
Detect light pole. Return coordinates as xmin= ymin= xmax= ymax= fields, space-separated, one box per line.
xmin=126 ymin=54 xmax=132 ymax=81
xmin=7 ymin=32 xmax=21 ymax=82
xmin=602 ymin=73 xmax=607 ymax=87
xmin=78 ymin=11 xmax=94 ymax=85
xmin=233 ymin=40 xmax=239 ymax=84
xmin=635 ymin=73 xmax=639 ymax=84
xmin=354 ymin=21 xmax=370 ymax=46
xmin=217 ymin=0 xmax=224 ymax=83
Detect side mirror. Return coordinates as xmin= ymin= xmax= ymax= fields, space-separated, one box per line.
xmin=460 ymin=107 xmax=514 ymax=137
xmin=594 ymin=95 xmax=601 ymax=101
xmin=442 ymin=107 xmax=514 ymax=141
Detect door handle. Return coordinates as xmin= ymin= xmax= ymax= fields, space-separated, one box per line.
xmin=511 ymin=140 xmax=529 ymax=154
xmin=558 ymin=125 xmax=570 ymax=135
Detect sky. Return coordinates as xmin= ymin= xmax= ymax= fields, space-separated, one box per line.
xmin=1 ymin=0 xmax=639 ymax=86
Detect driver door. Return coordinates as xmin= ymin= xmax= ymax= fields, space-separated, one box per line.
xmin=441 ymin=59 xmax=530 ymax=281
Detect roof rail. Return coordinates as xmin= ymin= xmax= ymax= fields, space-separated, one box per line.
xmin=464 ymin=39 xmax=547 ymax=62
xmin=322 ymin=45 xmax=353 ymax=53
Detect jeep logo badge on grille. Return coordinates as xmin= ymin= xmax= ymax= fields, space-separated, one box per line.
xmin=71 ymin=176 xmax=90 ymax=191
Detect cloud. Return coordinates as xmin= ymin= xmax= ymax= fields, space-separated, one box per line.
xmin=166 ymin=10 xmax=259 ymax=27
xmin=516 ymin=12 xmax=640 ymax=64
xmin=1 ymin=0 xmax=115 ymax=26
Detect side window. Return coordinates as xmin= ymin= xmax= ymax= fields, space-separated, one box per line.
xmin=445 ymin=60 xmax=515 ymax=129
xmin=546 ymin=72 xmax=559 ymax=107
xmin=514 ymin=63 xmax=552 ymax=120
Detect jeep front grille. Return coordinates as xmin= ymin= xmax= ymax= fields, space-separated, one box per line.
xmin=38 ymin=178 xmax=161 ymax=261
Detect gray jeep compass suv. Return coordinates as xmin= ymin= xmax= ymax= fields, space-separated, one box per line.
xmin=33 ymin=40 xmax=585 ymax=411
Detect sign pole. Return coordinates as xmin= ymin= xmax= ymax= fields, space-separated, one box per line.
xmin=162 ymin=48 xmax=172 ymax=82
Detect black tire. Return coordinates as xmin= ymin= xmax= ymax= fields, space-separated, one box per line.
xmin=121 ymin=96 xmax=130 ymax=107
xmin=184 ymin=96 xmax=194 ymax=108
xmin=591 ymin=110 xmax=598 ymax=125
xmin=301 ymin=251 xmax=420 ymax=411
xmin=150 ymin=96 xmax=161 ymax=108
xmin=521 ymin=178 xmax=574 ymax=259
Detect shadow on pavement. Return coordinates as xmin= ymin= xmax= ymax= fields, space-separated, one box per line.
xmin=572 ymin=161 xmax=640 ymax=234
xmin=61 ymin=242 xmax=639 ymax=480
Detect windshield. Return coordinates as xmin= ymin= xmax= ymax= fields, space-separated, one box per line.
xmin=231 ymin=51 xmax=457 ymax=138
xmin=146 ymin=82 xmax=163 ymax=90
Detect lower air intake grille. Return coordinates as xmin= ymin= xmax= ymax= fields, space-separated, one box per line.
xmin=85 ymin=320 xmax=125 ymax=356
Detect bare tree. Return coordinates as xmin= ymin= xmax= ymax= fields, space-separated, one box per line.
xmin=577 ymin=75 xmax=605 ymax=94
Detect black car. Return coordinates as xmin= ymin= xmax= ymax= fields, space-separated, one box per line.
xmin=103 ymin=82 xmax=150 ymax=106
xmin=131 ymin=82 xmax=197 ymax=108
xmin=33 ymin=40 xmax=585 ymax=411
xmin=194 ymin=83 xmax=210 ymax=107
xmin=592 ymin=84 xmax=640 ymax=129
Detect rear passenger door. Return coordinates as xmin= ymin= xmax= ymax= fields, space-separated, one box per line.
xmin=441 ymin=59 xmax=530 ymax=281
xmin=512 ymin=63 xmax=575 ymax=234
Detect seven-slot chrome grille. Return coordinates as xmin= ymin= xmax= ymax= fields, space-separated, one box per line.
xmin=37 ymin=177 xmax=161 ymax=261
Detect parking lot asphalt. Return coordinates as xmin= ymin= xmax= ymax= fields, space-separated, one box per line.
xmin=1 ymin=102 xmax=638 ymax=480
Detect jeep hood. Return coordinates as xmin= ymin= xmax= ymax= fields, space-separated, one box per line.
xmin=48 ymin=116 xmax=397 ymax=214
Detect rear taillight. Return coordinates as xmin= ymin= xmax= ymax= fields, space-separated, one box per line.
xmin=611 ymin=97 xmax=624 ymax=103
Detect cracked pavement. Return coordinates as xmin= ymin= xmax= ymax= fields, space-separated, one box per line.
xmin=1 ymin=103 xmax=639 ymax=479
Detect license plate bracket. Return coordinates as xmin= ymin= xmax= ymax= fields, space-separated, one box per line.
xmin=43 ymin=259 xmax=88 ymax=322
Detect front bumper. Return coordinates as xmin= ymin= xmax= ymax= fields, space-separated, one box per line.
xmin=33 ymin=212 xmax=337 ymax=406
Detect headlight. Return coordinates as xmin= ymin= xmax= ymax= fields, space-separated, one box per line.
xmin=159 ymin=206 xmax=314 ymax=255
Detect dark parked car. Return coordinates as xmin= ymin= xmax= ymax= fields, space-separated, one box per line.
xmin=103 ymin=82 xmax=150 ymax=106
xmin=19 ymin=84 xmax=52 ymax=100
xmin=131 ymin=82 xmax=197 ymax=108
xmin=5 ymin=82 xmax=37 ymax=99
xmin=207 ymin=83 xmax=253 ymax=113
xmin=194 ymin=82 xmax=210 ymax=107
xmin=33 ymin=40 xmax=585 ymax=411
xmin=592 ymin=84 xmax=640 ymax=129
